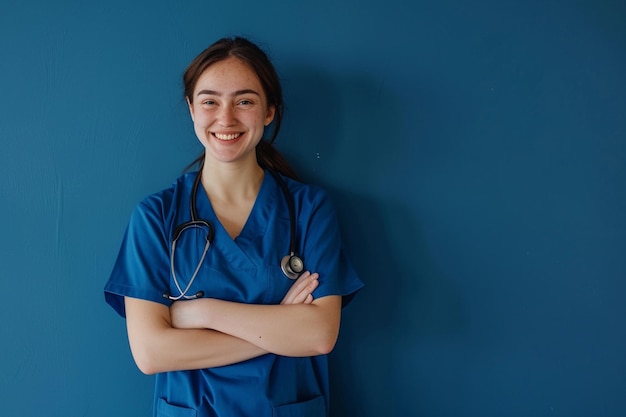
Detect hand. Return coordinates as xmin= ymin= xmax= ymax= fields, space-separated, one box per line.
xmin=170 ymin=299 xmax=208 ymax=329
xmin=280 ymin=271 xmax=319 ymax=305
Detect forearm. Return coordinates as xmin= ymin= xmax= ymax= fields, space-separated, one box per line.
xmin=200 ymin=296 xmax=341 ymax=357
xmin=125 ymin=297 xmax=267 ymax=374
xmin=134 ymin=328 xmax=267 ymax=374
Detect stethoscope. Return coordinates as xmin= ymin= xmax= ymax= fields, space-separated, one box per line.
xmin=163 ymin=170 xmax=304 ymax=300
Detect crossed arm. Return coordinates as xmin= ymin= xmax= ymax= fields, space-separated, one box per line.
xmin=125 ymin=272 xmax=341 ymax=375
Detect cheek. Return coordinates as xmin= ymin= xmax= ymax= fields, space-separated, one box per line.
xmin=252 ymin=111 xmax=272 ymax=127
xmin=192 ymin=112 xmax=211 ymax=128
xmin=192 ymin=116 xmax=211 ymax=141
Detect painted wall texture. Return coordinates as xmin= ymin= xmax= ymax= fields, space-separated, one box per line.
xmin=1 ymin=0 xmax=624 ymax=416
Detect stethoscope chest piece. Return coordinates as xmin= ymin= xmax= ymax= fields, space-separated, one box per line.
xmin=281 ymin=253 xmax=304 ymax=280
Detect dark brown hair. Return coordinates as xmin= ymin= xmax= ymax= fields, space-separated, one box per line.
xmin=183 ymin=37 xmax=298 ymax=180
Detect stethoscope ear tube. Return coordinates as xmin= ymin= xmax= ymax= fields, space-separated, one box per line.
xmin=163 ymin=290 xmax=204 ymax=300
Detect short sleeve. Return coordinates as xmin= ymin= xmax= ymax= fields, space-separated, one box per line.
xmin=297 ymin=187 xmax=364 ymax=307
xmin=104 ymin=197 xmax=172 ymax=317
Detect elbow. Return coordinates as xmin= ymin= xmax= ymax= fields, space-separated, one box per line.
xmin=312 ymin=327 xmax=339 ymax=356
xmin=129 ymin=342 xmax=166 ymax=375
xmin=124 ymin=297 xmax=177 ymax=374
xmin=135 ymin=357 xmax=160 ymax=376
xmin=316 ymin=339 xmax=336 ymax=355
xmin=308 ymin=300 xmax=341 ymax=355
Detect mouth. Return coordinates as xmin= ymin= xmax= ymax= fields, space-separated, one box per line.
xmin=213 ymin=132 xmax=243 ymax=141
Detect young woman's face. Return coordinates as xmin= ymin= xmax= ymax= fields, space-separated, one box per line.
xmin=188 ymin=57 xmax=275 ymax=165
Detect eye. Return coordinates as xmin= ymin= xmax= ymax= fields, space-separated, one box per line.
xmin=201 ymin=99 xmax=216 ymax=106
xmin=238 ymin=99 xmax=254 ymax=106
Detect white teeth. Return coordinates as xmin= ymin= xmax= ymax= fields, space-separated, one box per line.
xmin=214 ymin=133 xmax=241 ymax=140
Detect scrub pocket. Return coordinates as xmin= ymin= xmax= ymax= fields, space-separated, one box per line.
xmin=273 ymin=395 xmax=326 ymax=417
xmin=156 ymin=398 xmax=197 ymax=417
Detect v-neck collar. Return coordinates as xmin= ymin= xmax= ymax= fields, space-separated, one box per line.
xmin=192 ymin=170 xmax=278 ymax=266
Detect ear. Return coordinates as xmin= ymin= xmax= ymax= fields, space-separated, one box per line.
xmin=186 ymin=96 xmax=195 ymax=122
xmin=264 ymin=104 xmax=276 ymax=126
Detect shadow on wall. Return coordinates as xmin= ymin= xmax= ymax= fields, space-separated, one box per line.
xmin=279 ymin=63 xmax=466 ymax=415
xmin=277 ymin=63 xmax=342 ymax=178
xmin=329 ymin=192 xmax=466 ymax=416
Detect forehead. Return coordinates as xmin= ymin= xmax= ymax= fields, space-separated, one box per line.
xmin=194 ymin=57 xmax=264 ymax=94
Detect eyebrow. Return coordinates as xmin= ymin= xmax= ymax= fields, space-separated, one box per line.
xmin=196 ymin=89 xmax=261 ymax=97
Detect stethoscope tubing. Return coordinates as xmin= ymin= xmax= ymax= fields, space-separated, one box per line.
xmin=167 ymin=225 xmax=210 ymax=300
xmin=164 ymin=169 xmax=303 ymax=300
xmin=268 ymin=169 xmax=297 ymax=257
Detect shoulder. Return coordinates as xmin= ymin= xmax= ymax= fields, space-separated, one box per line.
xmin=281 ymin=175 xmax=330 ymax=205
xmin=135 ymin=172 xmax=195 ymax=215
xmin=128 ymin=172 xmax=195 ymax=232
xmin=279 ymin=175 xmax=337 ymax=221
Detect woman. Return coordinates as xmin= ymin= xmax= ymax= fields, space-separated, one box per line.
xmin=104 ymin=36 xmax=363 ymax=417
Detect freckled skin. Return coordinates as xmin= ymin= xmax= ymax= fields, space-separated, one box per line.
xmin=187 ymin=57 xmax=276 ymax=167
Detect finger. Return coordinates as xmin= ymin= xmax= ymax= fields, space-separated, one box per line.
xmin=285 ymin=272 xmax=314 ymax=298
xmin=291 ymin=276 xmax=319 ymax=304
xmin=294 ymin=272 xmax=318 ymax=292
xmin=280 ymin=272 xmax=320 ymax=305
xmin=281 ymin=277 xmax=318 ymax=304
xmin=293 ymin=271 xmax=313 ymax=288
xmin=304 ymin=293 xmax=314 ymax=304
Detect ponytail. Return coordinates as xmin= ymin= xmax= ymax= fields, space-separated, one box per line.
xmin=256 ymin=140 xmax=299 ymax=181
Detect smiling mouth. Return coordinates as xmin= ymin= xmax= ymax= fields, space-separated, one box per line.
xmin=213 ymin=132 xmax=243 ymax=141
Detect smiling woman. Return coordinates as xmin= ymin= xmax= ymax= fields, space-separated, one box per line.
xmin=187 ymin=57 xmax=276 ymax=167
xmin=103 ymin=37 xmax=363 ymax=417
xmin=182 ymin=37 xmax=293 ymax=177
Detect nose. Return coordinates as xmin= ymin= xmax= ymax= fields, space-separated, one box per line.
xmin=217 ymin=104 xmax=236 ymax=126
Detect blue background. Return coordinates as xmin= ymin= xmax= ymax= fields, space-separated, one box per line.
xmin=1 ymin=0 xmax=625 ymax=416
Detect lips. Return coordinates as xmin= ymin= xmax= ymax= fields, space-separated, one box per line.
xmin=213 ymin=132 xmax=243 ymax=141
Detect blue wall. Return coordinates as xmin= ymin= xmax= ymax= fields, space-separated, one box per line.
xmin=1 ymin=1 xmax=624 ymax=416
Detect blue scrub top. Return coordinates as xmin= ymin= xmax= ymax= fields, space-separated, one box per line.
xmin=104 ymin=170 xmax=363 ymax=417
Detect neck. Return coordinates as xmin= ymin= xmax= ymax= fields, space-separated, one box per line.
xmin=200 ymin=158 xmax=265 ymax=203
